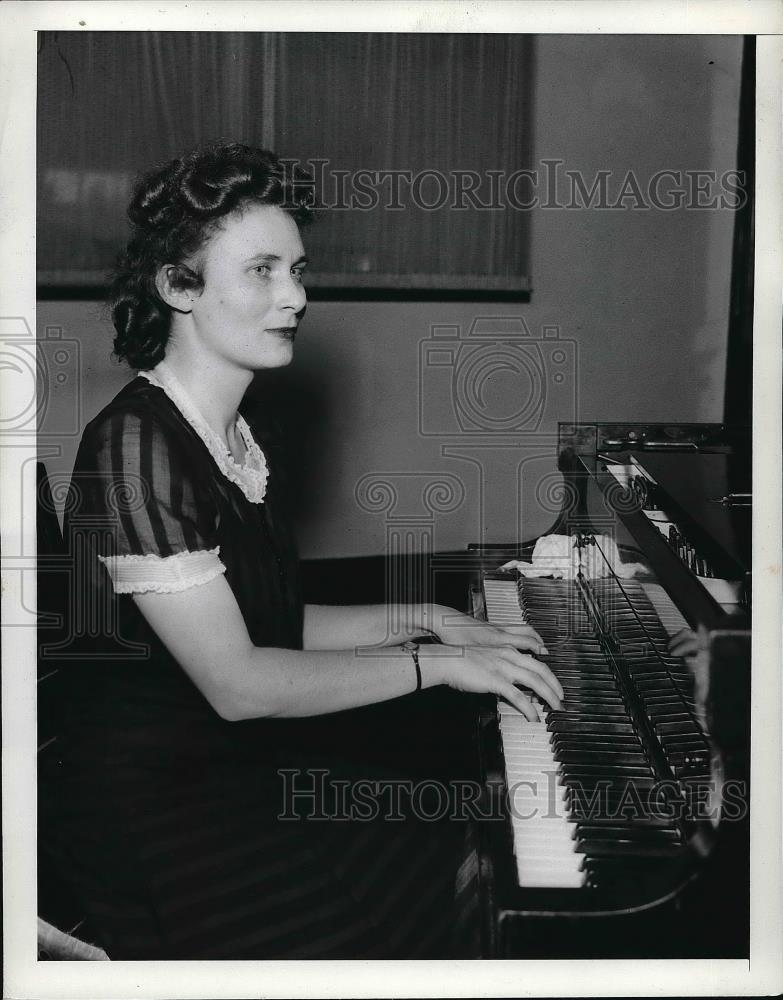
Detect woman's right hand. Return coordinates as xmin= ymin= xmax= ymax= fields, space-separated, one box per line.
xmin=669 ymin=628 xmax=700 ymax=659
xmin=422 ymin=645 xmax=563 ymax=722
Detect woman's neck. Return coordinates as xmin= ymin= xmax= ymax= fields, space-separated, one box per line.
xmin=159 ymin=343 xmax=253 ymax=444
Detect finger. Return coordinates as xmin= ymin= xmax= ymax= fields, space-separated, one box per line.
xmin=515 ymin=636 xmax=550 ymax=656
xmin=669 ymin=629 xmax=695 ymax=647
xmin=505 ymin=662 xmax=563 ymax=711
xmin=499 ymin=634 xmax=550 ymax=657
xmin=496 ymin=624 xmax=545 ymax=645
xmin=668 ymin=629 xmax=698 ymax=656
xmin=497 ymin=682 xmax=539 ymax=722
xmin=479 ymin=646 xmax=563 ymax=706
xmin=458 ymin=630 xmax=547 ymax=656
xmin=496 ymin=625 xmax=544 ymax=642
xmin=530 ymin=695 xmax=546 ymax=723
xmin=670 ymin=638 xmax=699 ymax=657
xmin=501 ymin=648 xmax=564 ymax=702
xmin=471 ymin=625 xmax=549 ymax=657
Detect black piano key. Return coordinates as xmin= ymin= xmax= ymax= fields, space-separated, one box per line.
xmin=562 ymin=778 xmax=659 ymax=798
xmin=568 ymin=803 xmax=671 ymax=825
xmin=555 ymin=694 xmax=625 ymax=705
xmin=631 ymin=673 xmax=683 ymax=685
xmin=651 ymin=702 xmax=698 ymax=714
xmin=642 ymin=692 xmax=695 ymax=706
xmin=647 ymin=706 xmax=699 ymax=721
xmin=557 ymin=679 xmax=620 ymax=690
xmin=556 ymin=749 xmax=647 ymax=766
xmin=575 ymin=824 xmax=681 ymax=843
xmin=557 ymin=695 xmax=623 ymax=705
xmin=561 ymin=771 xmax=658 ymax=788
xmin=547 ymin=711 xmax=630 ymax=723
xmin=555 ymin=682 xmax=617 ymax=692
xmin=555 ymin=744 xmax=639 ymax=758
xmin=635 ymin=679 xmax=683 ymax=692
xmin=551 ymin=729 xmax=638 ymax=742
xmin=550 ymin=665 xmax=614 ymax=675
xmin=564 ymin=789 xmax=661 ymax=813
xmin=552 ymin=736 xmax=641 ymax=752
xmin=581 ymin=840 xmax=684 ymax=859
xmin=654 ymin=720 xmax=700 ymax=735
xmin=633 ymin=676 xmax=693 ymax=689
xmin=548 ymin=719 xmax=636 ymax=735
xmin=673 ymin=768 xmax=711 ymax=782
xmin=664 ymin=747 xmax=712 ymax=764
xmin=570 ymin=812 xmax=678 ymax=830
xmin=555 ymin=703 xmax=629 ymax=715
xmin=643 ymin=696 xmax=688 ymax=708
xmin=659 ymin=736 xmax=709 ymax=751
xmin=559 ymin=763 xmax=653 ymax=779
xmin=644 ymin=703 xmax=692 ymax=713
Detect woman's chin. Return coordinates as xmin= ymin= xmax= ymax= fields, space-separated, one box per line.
xmin=251 ymin=343 xmax=295 ymax=370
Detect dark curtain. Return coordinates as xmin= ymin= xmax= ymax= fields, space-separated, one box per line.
xmin=37 ymin=31 xmax=532 ymax=292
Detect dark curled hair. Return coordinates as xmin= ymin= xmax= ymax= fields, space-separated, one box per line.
xmin=109 ymin=142 xmax=315 ymax=370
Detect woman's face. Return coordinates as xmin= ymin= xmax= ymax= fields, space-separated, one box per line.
xmin=186 ymin=203 xmax=307 ymax=372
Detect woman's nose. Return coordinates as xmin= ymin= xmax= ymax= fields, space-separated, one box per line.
xmin=277 ymin=273 xmax=307 ymax=312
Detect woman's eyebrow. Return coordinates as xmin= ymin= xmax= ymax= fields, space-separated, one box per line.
xmin=244 ymin=252 xmax=309 ymax=265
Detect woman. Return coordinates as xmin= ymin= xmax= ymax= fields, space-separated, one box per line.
xmin=41 ymin=142 xmax=563 ymax=959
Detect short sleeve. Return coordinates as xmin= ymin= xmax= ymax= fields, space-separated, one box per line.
xmin=75 ymin=406 xmax=226 ymax=595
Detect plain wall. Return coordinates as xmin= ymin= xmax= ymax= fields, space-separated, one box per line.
xmin=37 ymin=35 xmax=744 ymax=559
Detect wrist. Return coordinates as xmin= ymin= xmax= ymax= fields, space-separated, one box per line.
xmin=415 ymin=602 xmax=449 ymax=638
xmin=415 ymin=645 xmax=452 ymax=689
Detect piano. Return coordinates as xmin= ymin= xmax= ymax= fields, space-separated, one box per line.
xmin=472 ymin=421 xmax=751 ymax=959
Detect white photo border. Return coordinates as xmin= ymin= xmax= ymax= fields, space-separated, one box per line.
xmin=1 ymin=2 xmax=781 ymax=997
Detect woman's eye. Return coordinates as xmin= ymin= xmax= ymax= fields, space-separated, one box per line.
xmin=253 ymin=264 xmax=271 ymax=276
xmin=291 ymin=267 xmax=306 ymax=281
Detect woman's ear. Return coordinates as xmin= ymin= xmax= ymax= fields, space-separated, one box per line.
xmin=155 ymin=264 xmax=198 ymax=313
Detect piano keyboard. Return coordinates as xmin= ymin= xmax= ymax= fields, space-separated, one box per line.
xmin=483 ymin=574 xmax=711 ymax=892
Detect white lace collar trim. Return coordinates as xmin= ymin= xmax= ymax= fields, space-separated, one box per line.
xmin=140 ymin=362 xmax=269 ymax=504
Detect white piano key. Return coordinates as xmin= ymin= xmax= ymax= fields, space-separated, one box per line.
xmin=485 ymin=576 xmax=588 ymax=889
xmin=515 ymin=872 xmax=585 ymax=889
xmin=639 ymin=581 xmax=689 ymax=637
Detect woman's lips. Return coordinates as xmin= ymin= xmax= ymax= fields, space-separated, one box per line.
xmin=266 ymin=327 xmax=296 ymax=340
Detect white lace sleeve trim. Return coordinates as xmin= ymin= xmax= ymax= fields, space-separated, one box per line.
xmin=98 ymin=547 xmax=226 ymax=594
xmin=139 ymin=362 xmax=269 ymax=504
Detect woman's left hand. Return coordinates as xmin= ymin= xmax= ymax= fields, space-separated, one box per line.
xmin=432 ymin=608 xmax=548 ymax=656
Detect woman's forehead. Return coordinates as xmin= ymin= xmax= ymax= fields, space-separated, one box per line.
xmin=206 ymin=203 xmax=305 ymax=260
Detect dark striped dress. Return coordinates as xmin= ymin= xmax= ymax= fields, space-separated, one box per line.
xmin=39 ymin=375 xmax=478 ymax=959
